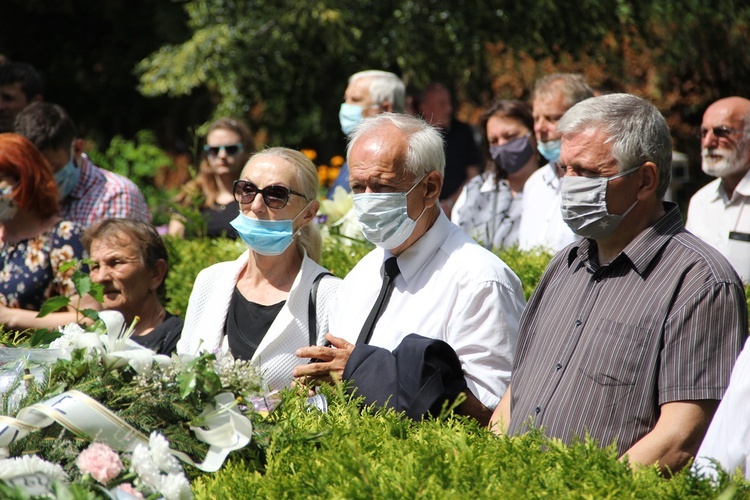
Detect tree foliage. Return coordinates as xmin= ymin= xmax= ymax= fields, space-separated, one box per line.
xmin=137 ymin=0 xmax=750 ymax=158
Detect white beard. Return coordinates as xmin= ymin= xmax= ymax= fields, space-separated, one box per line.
xmin=702 ymin=146 xmax=748 ymax=177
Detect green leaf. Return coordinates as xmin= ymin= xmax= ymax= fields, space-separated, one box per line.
xmin=200 ymin=371 xmax=223 ymax=397
xmin=88 ymin=282 xmax=104 ymax=303
xmin=37 ymin=296 xmax=71 ymax=317
xmin=80 ymin=309 xmax=100 ymax=321
xmin=26 ymin=328 xmax=63 ymax=347
xmin=178 ymin=371 xmax=198 ymax=399
xmin=72 ymin=273 xmax=92 ymax=297
xmin=58 ymin=260 xmax=79 ymax=274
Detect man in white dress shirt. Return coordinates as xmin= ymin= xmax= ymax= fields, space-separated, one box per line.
xmin=294 ymin=113 xmax=526 ymax=424
xmin=518 ymin=73 xmax=593 ymax=252
xmin=686 ymin=97 xmax=750 ymax=283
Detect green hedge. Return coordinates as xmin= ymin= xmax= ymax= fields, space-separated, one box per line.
xmin=191 ymin=388 xmax=750 ymax=499
xmin=163 ymin=237 xmax=553 ymax=315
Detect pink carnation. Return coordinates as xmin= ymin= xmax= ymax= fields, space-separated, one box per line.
xmin=117 ymin=483 xmax=145 ymax=498
xmin=76 ymin=442 xmax=123 ymax=484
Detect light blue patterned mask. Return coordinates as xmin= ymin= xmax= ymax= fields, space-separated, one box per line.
xmin=54 ymin=156 xmax=82 ymax=200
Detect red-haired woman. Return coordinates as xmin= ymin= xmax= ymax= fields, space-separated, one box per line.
xmin=0 ymin=133 xmax=99 ymax=329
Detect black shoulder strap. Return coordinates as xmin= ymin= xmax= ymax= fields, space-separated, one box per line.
xmin=308 ymin=271 xmax=334 ymax=346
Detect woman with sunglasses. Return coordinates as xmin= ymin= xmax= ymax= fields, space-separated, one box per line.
xmin=168 ymin=117 xmax=253 ymax=239
xmin=177 ymin=148 xmax=340 ymax=391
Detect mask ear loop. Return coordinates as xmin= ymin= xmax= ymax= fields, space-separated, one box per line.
xmin=291 ymin=199 xmax=315 ymax=238
xmin=405 ymin=174 xmax=431 ymax=223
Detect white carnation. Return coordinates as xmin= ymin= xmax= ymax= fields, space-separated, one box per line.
xmin=0 ymin=455 xmax=68 ymax=482
xmin=148 ymin=432 xmax=181 ymax=474
xmin=158 ymin=472 xmax=193 ymax=500
xmin=49 ymin=323 xmax=86 ymax=349
xmin=130 ymin=443 xmax=160 ymax=491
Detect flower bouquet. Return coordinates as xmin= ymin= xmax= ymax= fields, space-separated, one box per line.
xmin=316 ymin=186 xmax=367 ymax=245
xmin=0 ymin=311 xmax=265 ymax=498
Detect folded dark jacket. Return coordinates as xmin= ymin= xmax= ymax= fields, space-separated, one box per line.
xmin=342 ymin=333 xmax=468 ymax=420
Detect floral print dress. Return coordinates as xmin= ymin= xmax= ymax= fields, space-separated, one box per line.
xmin=0 ymin=220 xmax=86 ymax=310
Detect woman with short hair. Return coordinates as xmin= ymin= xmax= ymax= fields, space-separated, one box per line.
xmin=84 ymin=219 xmax=183 ymax=355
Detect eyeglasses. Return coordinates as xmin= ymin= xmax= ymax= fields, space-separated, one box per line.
xmin=204 ymin=143 xmax=244 ymax=158
xmin=233 ymin=180 xmax=308 ymax=209
xmin=696 ymin=126 xmax=739 ymax=140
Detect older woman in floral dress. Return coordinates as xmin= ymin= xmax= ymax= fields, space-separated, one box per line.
xmin=0 ymin=133 xmax=99 ymax=330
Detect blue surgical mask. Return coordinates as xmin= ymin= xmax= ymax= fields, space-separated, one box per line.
xmin=353 ymin=178 xmax=427 ymax=250
xmin=339 ymin=103 xmax=364 ymax=136
xmin=54 ymin=156 xmax=82 ymax=200
xmin=537 ymin=139 xmax=562 ymax=164
xmin=230 ymin=203 xmax=311 ymax=256
xmin=489 ymin=134 xmax=534 ymax=174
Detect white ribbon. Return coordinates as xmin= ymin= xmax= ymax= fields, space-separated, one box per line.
xmin=0 ymin=390 xmax=252 ymax=472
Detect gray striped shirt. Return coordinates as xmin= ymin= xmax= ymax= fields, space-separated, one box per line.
xmin=508 ymin=203 xmax=748 ymax=455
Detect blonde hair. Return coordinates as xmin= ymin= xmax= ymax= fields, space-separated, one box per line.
xmin=245 ymin=147 xmax=322 ymax=262
xmin=175 ymin=117 xmax=254 ymax=208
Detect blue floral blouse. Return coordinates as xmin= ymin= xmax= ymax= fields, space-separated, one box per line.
xmin=0 ymin=220 xmax=87 ymax=311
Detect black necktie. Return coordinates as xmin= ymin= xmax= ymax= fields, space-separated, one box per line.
xmin=356 ymin=257 xmax=401 ymax=345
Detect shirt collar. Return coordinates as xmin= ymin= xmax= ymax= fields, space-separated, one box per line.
xmin=542 ymin=162 xmax=562 ymax=189
xmin=732 ymin=168 xmax=750 ymax=198
xmin=567 ymin=202 xmax=683 ymax=276
xmin=385 ymin=208 xmax=451 ymax=286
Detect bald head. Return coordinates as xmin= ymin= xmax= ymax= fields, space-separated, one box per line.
xmin=701 ymin=96 xmax=750 ymax=189
xmin=704 ymin=97 xmax=750 ymax=129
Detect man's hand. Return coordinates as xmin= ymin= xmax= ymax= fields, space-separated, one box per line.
xmin=293 ymin=332 xmax=355 ymax=385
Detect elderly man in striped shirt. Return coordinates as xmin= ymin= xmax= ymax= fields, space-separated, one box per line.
xmin=491 ymin=93 xmax=747 ymax=474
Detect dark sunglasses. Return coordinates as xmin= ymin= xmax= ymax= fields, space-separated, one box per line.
xmin=204 ymin=143 xmax=244 ymax=158
xmin=696 ymin=126 xmax=739 ymax=140
xmin=233 ymin=180 xmax=308 ymax=209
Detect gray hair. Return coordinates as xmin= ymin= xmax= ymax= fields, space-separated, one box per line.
xmin=243 ymin=147 xmax=322 ymax=263
xmin=558 ymin=93 xmax=672 ymax=198
xmin=533 ymin=73 xmax=594 ymax=109
xmin=349 ymin=70 xmax=406 ymax=112
xmin=346 ymin=113 xmax=445 ymax=179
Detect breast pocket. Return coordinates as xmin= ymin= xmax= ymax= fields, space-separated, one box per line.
xmin=579 ymin=319 xmax=650 ymax=386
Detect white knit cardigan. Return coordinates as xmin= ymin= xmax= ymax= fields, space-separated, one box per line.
xmin=176 ymin=250 xmax=340 ymax=391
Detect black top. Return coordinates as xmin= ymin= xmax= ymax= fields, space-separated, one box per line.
xmin=226 ymin=286 xmax=286 ymax=360
xmin=131 ymin=312 xmax=184 ymax=355
xmin=201 ymin=200 xmax=239 ymax=239
xmin=441 ymin=119 xmax=483 ymax=200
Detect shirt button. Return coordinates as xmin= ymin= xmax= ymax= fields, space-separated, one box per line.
xmin=575 ymin=319 xmax=582 ymax=327
xmin=535 ymin=406 xmax=541 ymax=414
xmin=556 ymin=363 xmax=562 ymax=370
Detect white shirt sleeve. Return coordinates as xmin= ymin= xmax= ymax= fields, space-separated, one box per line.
xmin=694 ymin=338 xmax=750 ymax=479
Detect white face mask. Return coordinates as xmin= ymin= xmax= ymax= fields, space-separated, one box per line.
xmin=560 ymin=165 xmax=640 ymax=240
xmin=0 ymin=184 xmax=17 ymax=223
xmin=353 ymin=177 xmax=427 ymax=250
